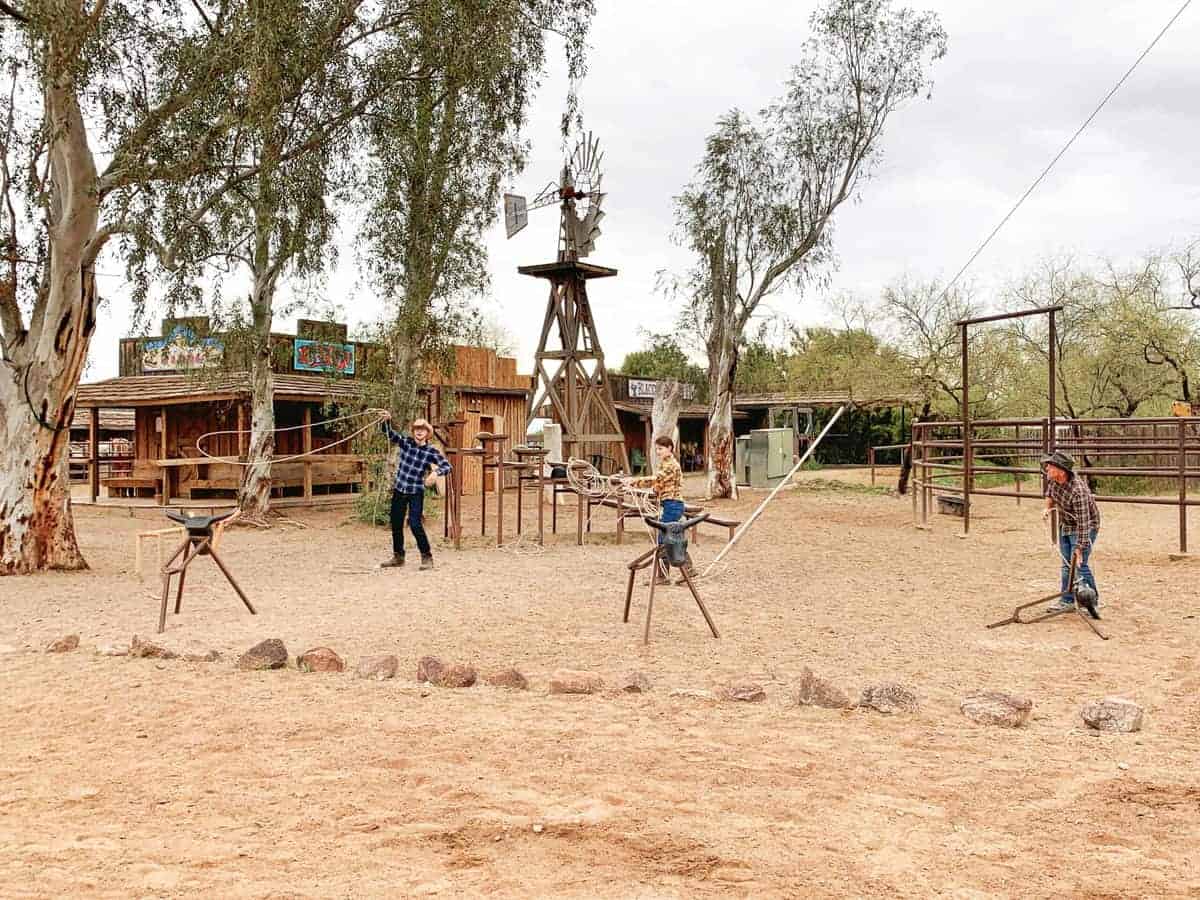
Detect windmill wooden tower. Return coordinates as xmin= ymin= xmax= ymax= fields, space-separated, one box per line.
xmin=505 ymin=133 xmax=628 ymax=471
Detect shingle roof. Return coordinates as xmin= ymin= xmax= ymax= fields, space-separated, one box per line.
xmin=75 ymin=372 xmax=367 ymax=407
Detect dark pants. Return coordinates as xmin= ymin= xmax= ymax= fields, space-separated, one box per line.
xmin=391 ymin=490 xmax=431 ymax=557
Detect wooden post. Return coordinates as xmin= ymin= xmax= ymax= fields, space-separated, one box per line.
xmin=303 ymin=406 xmax=313 ymax=499
xmin=869 ymin=446 xmax=876 ymax=487
xmin=496 ymin=447 xmax=505 ymax=547
xmin=237 ymin=402 xmax=248 ymax=458
xmin=88 ymin=407 xmax=100 ymax=503
xmin=159 ymin=406 xmax=169 ymax=505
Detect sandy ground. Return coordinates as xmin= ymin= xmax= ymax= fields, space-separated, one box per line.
xmin=3 ymin=469 xmax=1200 ymax=898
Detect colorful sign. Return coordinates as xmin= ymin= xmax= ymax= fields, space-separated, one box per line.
xmin=141 ymin=325 xmax=224 ymax=372
xmin=295 ymin=339 xmax=355 ymax=375
xmin=628 ymin=377 xmax=695 ymax=401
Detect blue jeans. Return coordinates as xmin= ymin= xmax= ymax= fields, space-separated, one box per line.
xmin=391 ymin=490 xmax=431 ymax=557
xmin=659 ymin=499 xmax=685 ymax=544
xmin=1059 ymin=528 xmax=1098 ymax=604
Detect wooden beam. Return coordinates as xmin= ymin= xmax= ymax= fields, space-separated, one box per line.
xmin=237 ymin=403 xmax=247 ymax=457
xmin=303 ymin=406 xmax=313 ymax=499
xmin=159 ymin=406 xmax=169 ymax=505
xmin=88 ymin=407 xmax=100 ymax=503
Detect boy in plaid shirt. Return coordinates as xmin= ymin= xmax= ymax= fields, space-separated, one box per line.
xmin=630 ymin=434 xmax=687 ymax=582
xmin=1041 ymin=451 xmax=1101 ymax=612
xmin=379 ymin=413 xmax=452 ymax=570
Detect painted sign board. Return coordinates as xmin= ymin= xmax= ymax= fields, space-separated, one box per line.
xmin=627 ymin=377 xmax=695 ymax=401
xmin=141 ymin=325 xmax=224 ymax=372
xmin=295 ymin=339 xmax=355 ymax=375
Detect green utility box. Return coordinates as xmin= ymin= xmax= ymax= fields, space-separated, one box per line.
xmin=747 ymin=428 xmax=793 ymax=489
xmin=735 ymin=436 xmax=752 ymax=486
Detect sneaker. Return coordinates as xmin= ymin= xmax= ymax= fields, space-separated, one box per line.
xmin=1045 ymin=598 xmax=1075 ymax=614
xmin=380 ymin=554 xmax=405 ymax=568
xmin=419 ymin=556 xmax=434 ymax=571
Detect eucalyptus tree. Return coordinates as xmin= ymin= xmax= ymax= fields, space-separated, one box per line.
xmin=0 ymin=1 xmax=268 ymax=573
xmin=131 ymin=0 xmax=397 ymax=519
xmin=0 ymin=0 xmax=437 ymax=573
xmin=672 ymin=0 xmax=946 ymax=498
xmin=360 ymin=0 xmax=593 ymax=422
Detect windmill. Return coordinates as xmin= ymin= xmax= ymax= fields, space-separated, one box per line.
xmin=505 ymin=133 xmax=628 ymax=472
xmin=504 ymin=131 xmax=606 ymax=261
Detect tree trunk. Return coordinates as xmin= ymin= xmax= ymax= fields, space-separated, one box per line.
xmin=897 ymin=400 xmax=930 ymax=495
xmin=650 ymin=380 xmax=683 ymax=474
xmin=0 ymin=71 xmax=99 ymax=574
xmin=390 ymin=323 xmax=423 ymax=424
xmin=237 ymin=279 xmax=275 ymax=518
xmin=705 ymin=337 xmax=738 ymax=499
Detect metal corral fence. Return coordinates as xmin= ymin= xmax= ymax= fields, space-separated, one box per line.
xmin=911 ymin=417 xmax=1200 ymax=552
xmin=867 ymin=443 xmax=908 ymax=487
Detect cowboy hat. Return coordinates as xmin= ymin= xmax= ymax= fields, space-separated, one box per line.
xmin=1040 ymin=451 xmax=1075 ymax=473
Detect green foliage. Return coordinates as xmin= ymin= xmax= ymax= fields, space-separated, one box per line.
xmin=359 ymin=0 xmax=595 ymax=419
xmin=619 ymin=332 xmax=708 ymax=401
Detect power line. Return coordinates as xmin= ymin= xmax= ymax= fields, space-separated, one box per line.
xmin=938 ymin=0 xmax=1194 ymax=303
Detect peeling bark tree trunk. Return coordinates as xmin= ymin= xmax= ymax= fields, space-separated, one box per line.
xmin=0 ymin=73 xmax=99 ymax=574
xmin=706 ymin=337 xmax=738 ymax=500
xmin=650 ymin=380 xmax=683 ymax=475
xmin=237 ymin=274 xmax=276 ymax=519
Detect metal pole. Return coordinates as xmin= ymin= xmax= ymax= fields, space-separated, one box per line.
xmin=961 ymin=324 xmax=971 ymax=535
xmin=1180 ymin=418 xmax=1188 ymax=553
xmin=1048 ymin=309 xmax=1057 ymax=452
xmin=704 ymin=405 xmax=846 ymax=574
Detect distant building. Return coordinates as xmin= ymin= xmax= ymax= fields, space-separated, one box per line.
xmin=74 ymin=318 xmax=531 ymax=504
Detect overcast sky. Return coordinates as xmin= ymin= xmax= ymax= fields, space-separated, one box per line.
xmin=86 ymin=0 xmax=1200 ymax=382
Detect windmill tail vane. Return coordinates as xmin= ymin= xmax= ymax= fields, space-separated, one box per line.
xmin=504 ymin=131 xmax=606 ymax=260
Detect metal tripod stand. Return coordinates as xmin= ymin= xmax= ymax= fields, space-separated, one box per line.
xmin=158 ymin=510 xmax=256 ymax=633
xmin=623 ymin=513 xmax=719 ymax=644
xmin=987 ymin=553 xmax=1107 ymax=640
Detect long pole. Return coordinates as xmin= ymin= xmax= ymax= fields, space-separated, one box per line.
xmin=961 ymin=324 xmax=971 ymax=535
xmin=704 ymin=405 xmax=846 ymax=573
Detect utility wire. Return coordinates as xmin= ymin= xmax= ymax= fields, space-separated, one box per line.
xmin=938 ymin=0 xmax=1194 ymax=303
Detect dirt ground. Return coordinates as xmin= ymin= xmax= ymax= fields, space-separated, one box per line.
xmin=3 ymin=469 xmax=1199 ymax=898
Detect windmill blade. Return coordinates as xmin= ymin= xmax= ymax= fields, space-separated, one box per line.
xmin=503 ymin=194 xmax=528 ymax=238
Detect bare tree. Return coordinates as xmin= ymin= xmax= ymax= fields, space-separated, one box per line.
xmin=672 ymin=0 xmax=946 ymax=498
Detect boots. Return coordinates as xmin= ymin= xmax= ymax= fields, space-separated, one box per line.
xmin=419 ymin=555 xmax=435 ymax=571
xmin=380 ymin=553 xmax=405 ymax=568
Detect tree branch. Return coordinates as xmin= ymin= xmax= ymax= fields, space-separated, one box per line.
xmin=0 ymin=1 xmax=27 ymax=24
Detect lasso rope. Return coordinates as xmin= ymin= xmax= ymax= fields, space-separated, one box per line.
xmin=194 ymin=408 xmax=389 ymax=465
xmin=565 ymin=457 xmax=660 ymax=539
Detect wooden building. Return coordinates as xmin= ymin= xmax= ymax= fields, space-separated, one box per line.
xmin=601 ymin=380 xmax=919 ymax=472
xmin=74 ymin=318 xmax=531 ymax=505
xmin=423 ymin=345 xmax=532 ymax=495
xmin=69 ymin=408 xmax=135 ymax=482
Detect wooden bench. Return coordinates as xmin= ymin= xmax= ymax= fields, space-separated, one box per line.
xmin=185 ymin=459 xmax=365 ymax=498
xmin=104 ymin=462 xmax=161 ymax=498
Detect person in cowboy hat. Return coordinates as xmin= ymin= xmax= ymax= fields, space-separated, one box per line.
xmin=379 ymin=413 xmax=451 ymax=570
xmin=1041 ymin=451 xmax=1101 ymax=613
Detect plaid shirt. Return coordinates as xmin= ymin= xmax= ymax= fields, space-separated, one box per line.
xmin=635 ymin=454 xmax=683 ymax=501
xmin=382 ymin=423 xmax=452 ymax=494
xmin=1047 ymin=473 xmax=1100 ymax=549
